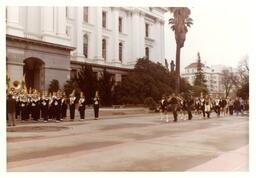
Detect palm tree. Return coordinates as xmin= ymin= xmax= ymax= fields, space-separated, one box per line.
xmin=169 ymin=7 xmax=193 ymax=93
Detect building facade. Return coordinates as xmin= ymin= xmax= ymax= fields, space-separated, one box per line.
xmin=182 ymin=63 xmax=234 ymax=97
xmin=6 ymin=6 xmax=167 ymax=90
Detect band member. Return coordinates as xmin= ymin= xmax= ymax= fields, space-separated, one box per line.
xmin=69 ymin=90 xmax=76 ymax=121
xmin=227 ymin=98 xmax=233 ymax=115
xmin=93 ymin=91 xmax=100 ymax=120
xmin=195 ymin=97 xmax=201 ymax=115
xmin=159 ymin=95 xmax=168 ymax=121
xmin=40 ymin=91 xmax=49 ymax=122
xmin=215 ymin=97 xmax=221 ymax=117
xmin=20 ymin=92 xmax=29 ymax=121
xmin=52 ymin=91 xmax=62 ymax=122
xmin=15 ymin=94 xmax=21 ymax=119
xmin=220 ymin=97 xmax=227 ymax=116
xmin=168 ymin=93 xmax=178 ymax=122
xmin=78 ymin=92 xmax=86 ymax=120
xmin=179 ymin=97 xmax=187 ymax=120
xmin=200 ymin=97 xmax=206 ymax=118
xmin=185 ymin=95 xmax=194 ymax=120
xmin=31 ymin=90 xmax=40 ymax=121
xmin=205 ymin=97 xmax=212 ymax=118
xmin=48 ymin=93 xmax=54 ymax=120
xmin=61 ymin=93 xmax=68 ymax=119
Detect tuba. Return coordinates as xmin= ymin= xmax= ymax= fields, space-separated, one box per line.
xmin=9 ymin=80 xmax=21 ymax=94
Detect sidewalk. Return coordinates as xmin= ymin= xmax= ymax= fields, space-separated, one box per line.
xmin=188 ymin=145 xmax=248 ymax=171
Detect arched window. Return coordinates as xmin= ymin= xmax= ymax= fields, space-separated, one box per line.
xmin=83 ymin=34 xmax=88 ymax=58
xmin=102 ymin=39 xmax=106 ymax=60
xmin=119 ymin=42 xmax=123 ymax=62
xmin=145 ymin=47 xmax=149 ymax=59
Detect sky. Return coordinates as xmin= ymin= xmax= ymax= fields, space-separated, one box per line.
xmin=164 ymin=5 xmax=250 ymax=72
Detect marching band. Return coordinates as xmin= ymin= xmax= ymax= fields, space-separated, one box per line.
xmin=7 ymin=82 xmax=101 ymax=124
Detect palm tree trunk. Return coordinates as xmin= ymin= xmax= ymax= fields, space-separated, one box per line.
xmin=175 ymin=43 xmax=181 ymax=93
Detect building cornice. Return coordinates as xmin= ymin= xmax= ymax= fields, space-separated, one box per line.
xmin=6 ymin=34 xmax=76 ymax=51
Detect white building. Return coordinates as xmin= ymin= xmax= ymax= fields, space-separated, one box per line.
xmin=182 ymin=63 xmax=234 ymax=97
xmin=6 ymin=7 xmax=167 ymax=90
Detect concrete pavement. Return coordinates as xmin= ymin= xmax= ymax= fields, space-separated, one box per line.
xmin=7 ymin=112 xmax=249 ymax=171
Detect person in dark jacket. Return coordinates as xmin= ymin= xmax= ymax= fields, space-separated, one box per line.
xmin=69 ymin=90 xmax=77 ymax=121
xmin=185 ymin=95 xmax=194 ymax=120
xmin=78 ymin=92 xmax=86 ymax=120
xmin=168 ymin=93 xmax=178 ymax=122
xmin=159 ymin=95 xmax=168 ymax=121
xmin=61 ymin=94 xmax=68 ymax=120
xmin=31 ymin=91 xmax=40 ymax=121
xmin=7 ymin=90 xmax=16 ymax=126
xmin=40 ymin=91 xmax=49 ymax=122
xmin=234 ymin=97 xmax=241 ymax=116
xmin=93 ymin=91 xmax=100 ymax=120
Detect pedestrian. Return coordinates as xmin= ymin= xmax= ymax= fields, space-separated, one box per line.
xmin=78 ymin=92 xmax=86 ymax=120
xmin=159 ymin=95 xmax=168 ymax=121
xmin=69 ymin=90 xmax=76 ymax=121
xmin=7 ymin=88 xmax=16 ymax=126
xmin=220 ymin=97 xmax=227 ymax=116
xmin=93 ymin=91 xmax=100 ymax=120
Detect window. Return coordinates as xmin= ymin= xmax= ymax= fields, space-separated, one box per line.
xmin=145 ymin=23 xmax=149 ymax=37
xmin=66 ymin=26 xmax=71 ymax=36
xmin=102 ymin=11 xmax=107 ymax=28
xmin=83 ymin=7 xmax=89 ymax=23
xmin=118 ymin=17 xmax=122 ymax=33
xmin=102 ymin=39 xmax=106 ymax=60
xmin=145 ymin=47 xmax=149 ymax=59
xmin=83 ymin=34 xmax=88 ymax=58
xmin=66 ymin=7 xmax=69 ymax=18
xmin=119 ymin=42 xmax=123 ymax=62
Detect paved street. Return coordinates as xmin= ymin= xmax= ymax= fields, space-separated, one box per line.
xmin=7 ymin=112 xmax=248 ymax=171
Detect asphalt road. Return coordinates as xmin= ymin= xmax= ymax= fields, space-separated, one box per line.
xmin=7 ymin=113 xmax=249 ymax=171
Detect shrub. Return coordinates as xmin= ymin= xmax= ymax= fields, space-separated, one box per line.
xmin=48 ymin=79 xmax=59 ymax=93
xmin=144 ymin=97 xmax=157 ymax=110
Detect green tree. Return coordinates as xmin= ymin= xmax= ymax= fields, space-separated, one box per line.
xmin=63 ymin=79 xmax=78 ymax=97
xmin=75 ymin=64 xmax=98 ymax=104
xmin=98 ymin=68 xmax=115 ymax=106
xmin=192 ymin=52 xmax=208 ymax=96
xmin=169 ymin=7 xmax=193 ymax=93
xmin=48 ymin=79 xmax=59 ymax=93
xmin=113 ymin=58 xmax=175 ymax=104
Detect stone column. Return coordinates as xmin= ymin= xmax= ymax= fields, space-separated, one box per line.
xmin=112 ymin=8 xmax=119 ymax=63
xmin=94 ymin=7 xmax=103 ymax=61
xmin=131 ymin=10 xmax=140 ymax=61
xmin=75 ymin=7 xmax=84 ymax=58
xmin=41 ymin=7 xmax=54 ymax=35
xmin=139 ymin=13 xmax=145 ymax=58
xmin=6 ymin=6 xmax=24 ymax=36
xmin=57 ymin=7 xmax=66 ymax=37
